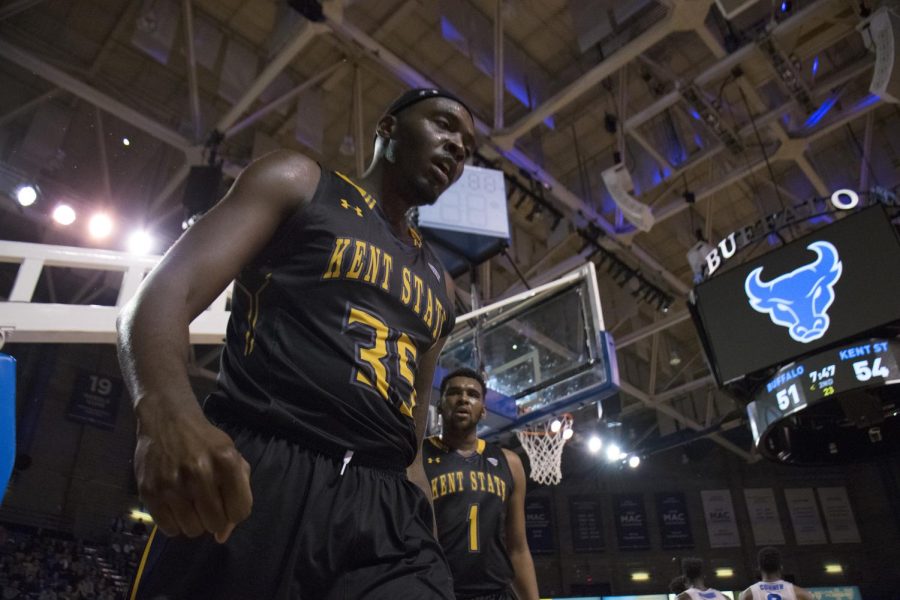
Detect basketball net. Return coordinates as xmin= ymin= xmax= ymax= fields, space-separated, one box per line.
xmin=515 ymin=413 xmax=573 ymax=485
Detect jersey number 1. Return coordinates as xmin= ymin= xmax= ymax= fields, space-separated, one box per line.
xmin=345 ymin=305 xmax=417 ymax=417
xmin=468 ymin=503 xmax=480 ymax=553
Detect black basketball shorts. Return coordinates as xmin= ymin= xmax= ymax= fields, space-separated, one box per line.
xmin=128 ymin=424 xmax=455 ymax=599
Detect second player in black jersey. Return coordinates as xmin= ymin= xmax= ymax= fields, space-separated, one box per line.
xmin=425 ymin=368 xmax=540 ymax=600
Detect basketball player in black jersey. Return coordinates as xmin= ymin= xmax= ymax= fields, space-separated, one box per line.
xmin=117 ymin=88 xmax=476 ymax=599
xmin=424 ymin=368 xmax=539 ymax=600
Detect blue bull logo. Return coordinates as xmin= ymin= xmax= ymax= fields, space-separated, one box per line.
xmin=744 ymin=241 xmax=843 ymax=343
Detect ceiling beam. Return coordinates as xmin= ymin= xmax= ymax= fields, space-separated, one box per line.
xmin=492 ymin=0 xmax=717 ymax=147
xmin=322 ymin=6 xmax=692 ymax=297
xmin=619 ymin=380 xmax=755 ymax=461
xmin=616 ymin=309 xmax=691 ymax=349
xmin=0 ymin=39 xmax=192 ymax=151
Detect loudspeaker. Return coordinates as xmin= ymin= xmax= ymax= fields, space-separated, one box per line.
xmin=861 ymin=7 xmax=900 ymax=104
xmin=600 ymin=163 xmax=655 ymax=232
xmin=182 ymin=165 xmax=223 ymax=216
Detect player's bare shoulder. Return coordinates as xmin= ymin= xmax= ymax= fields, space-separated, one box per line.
xmin=501 ymin=448 xmax=525 ymax=473
xmin=249 ymin=149 xmax=321 ymax=209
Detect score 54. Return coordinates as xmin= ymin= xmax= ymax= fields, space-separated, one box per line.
xmin=852 ymin=358 xmax=890 ymax=382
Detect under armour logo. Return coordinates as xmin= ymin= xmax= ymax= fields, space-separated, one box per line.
xmin=487 ymin=457 xmax=498 ymax=467
xmin=340 ymin=199 xmax=363 ymax=218
xmin=427 ymin=457 xmax=441 ymax=464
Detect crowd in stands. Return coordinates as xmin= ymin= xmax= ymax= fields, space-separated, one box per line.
xmin=0 ymin=520 xmax=147 ymax=599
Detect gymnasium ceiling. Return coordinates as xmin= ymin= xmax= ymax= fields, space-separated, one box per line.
xmin=1 ymin=0 xmax=899 ymax=461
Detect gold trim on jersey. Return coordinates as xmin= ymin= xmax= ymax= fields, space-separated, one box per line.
xmin=334 ymin=171 xmax=426 ymax=249
xmin=236 ymin=272 xmax=272 ymax=356
xmin=334 ymin=171 xmax=377 ymax=209
xmin=129 ymin=525 xmax=158 ymax=600
xmin=408 ymin=226 xmax=423 ymax=248
xmin=427 ymin=435 xmax=448 ymax=451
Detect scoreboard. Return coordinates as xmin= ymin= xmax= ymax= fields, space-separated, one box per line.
xmin=746 ymin=338 xmax=900 ymax=462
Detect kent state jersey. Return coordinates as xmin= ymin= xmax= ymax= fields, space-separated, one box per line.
xmin=206 ymin=169 xmax=455 ymax=467
xmin=423 ymin=437 xmax=514 ymax=597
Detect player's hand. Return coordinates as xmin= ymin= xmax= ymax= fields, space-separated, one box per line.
xmin=134 ymin=406 xmax=253 ymax=543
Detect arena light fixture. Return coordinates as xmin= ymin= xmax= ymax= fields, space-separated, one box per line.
xmin=824 ymin=564 xmax=843 ymax=574
xmin=52 ymin=203 xmax=76 ymax=225
xmin=588 ymin=435 xmax=603 ymax=453
xmin=122 ymin=137 xmax=131 ymax=146
xmin=627 ymin=455 xmax=641 ymax=468
xmin=562 ymin=427 xmax=574 ymax=441
xmin=631 ymin=571 xmax=650 ymax=582
xmin=128 ymin=230 xmax=155 ymax=255
xmin=130 ymin=508 xmax=154 ymax=523
xmin=15 ymin=184 xmax=37 ymax=207
xmin=606 ymin=443 xmax=622 ymax=462
xmin=88 ymin=212 xmax=114 ymax=240
xmin=715 ymin=568 xmax=734 ymax=578
xmin=550 ymin=418 xmax=562 ymax=433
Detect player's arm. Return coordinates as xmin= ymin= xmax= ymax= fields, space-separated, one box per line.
xmin=677 ymin=592 xmax=690 ymax=600
xmin=407 ymin=335 xmax=447 ymax=502
xmin=117 ymin=150 xmax=320 ymax=542
xmin=739 ymin=589 xmax=752 ymax=600
xmin=407 ymin=272 xmax=455 ymax=501
xmin=795 ymin=586 xmax=815 ymax=600
xmin=503 ymin=448 xmax=540 ymax=600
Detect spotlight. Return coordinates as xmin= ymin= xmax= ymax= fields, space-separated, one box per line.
xmin=627 ymin=455 xmax=641 ymax=468
xmin=715 ymin=568 xmax=734 ymax=578
xmin=88 ymin=212 xmax=114 ymax=240
xmin=588 ymin=436 xmax=603 ymax=453
xmin=780 ymin=1 xmax=791 ymax=12
xmin=562 ymin=427 xmax=574 ymax=441
xmin=550 ymin=419 xmax=562 ymax=433
xmin=630 ymin=571 xmax=650 ymax=582
xmin=824 ymin=564 xmax=843 ymax=574
xmin=129 ymin=508 xmax=153 ymax=523
xmin=52 ymin=203 xmax=76 ymax=226
xmin=122 ymin=137 xmax=131 ymax=146
xmin=669 ymin=350 xmax=682 ymax=367
xmin=606 ymin=444 xmax=621 ymax=462
xmin=15 ymin=184 xmax=37 ymax=207
xmin=128 ymin=230 xmax=155 ymax=255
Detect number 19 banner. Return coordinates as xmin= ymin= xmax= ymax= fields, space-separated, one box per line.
xmin=66 ymin=369 xmax=123 ymax=430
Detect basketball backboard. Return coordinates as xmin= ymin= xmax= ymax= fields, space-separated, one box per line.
xmin=436 ymin=262 xmax=619 ymax=439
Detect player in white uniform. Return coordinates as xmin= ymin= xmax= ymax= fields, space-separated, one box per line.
xmin=740 ymin=547 xmax=814 ymax=600
xmin=677 ymin=558 xmax=730 ymax=600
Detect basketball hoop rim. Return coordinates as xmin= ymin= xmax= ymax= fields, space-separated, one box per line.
xmin=515 ymin=412 xmax=573 ymax=435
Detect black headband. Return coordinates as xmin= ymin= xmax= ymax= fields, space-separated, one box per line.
xmin=384 ymin=87 xmax=474 ymax=121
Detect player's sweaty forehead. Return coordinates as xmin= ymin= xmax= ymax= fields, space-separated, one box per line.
xmin=444 ymin=378 xmax=483 ymax=397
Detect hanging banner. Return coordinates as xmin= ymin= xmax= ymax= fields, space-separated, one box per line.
xmin=700 ymin=489 xmax=741 ymax=548
xmin=744 ymin=488 xmax=786 ymax=545
xmin=784 ymin=488 xmax=827 ymax=545
xmin=524 ymin=495 xmax=556 ymax=554
xmin=614 ymin=494 xmax=650 ymax=550
xmin=569 ymin=495 xmax=604 ymax=553
xmin=817 ymin=487 xmax=861 ymax=544
xmin=66 ymin=370 xmax=123 ymax=430
xmin=656 ymin=492 xmax=693 ymax=549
